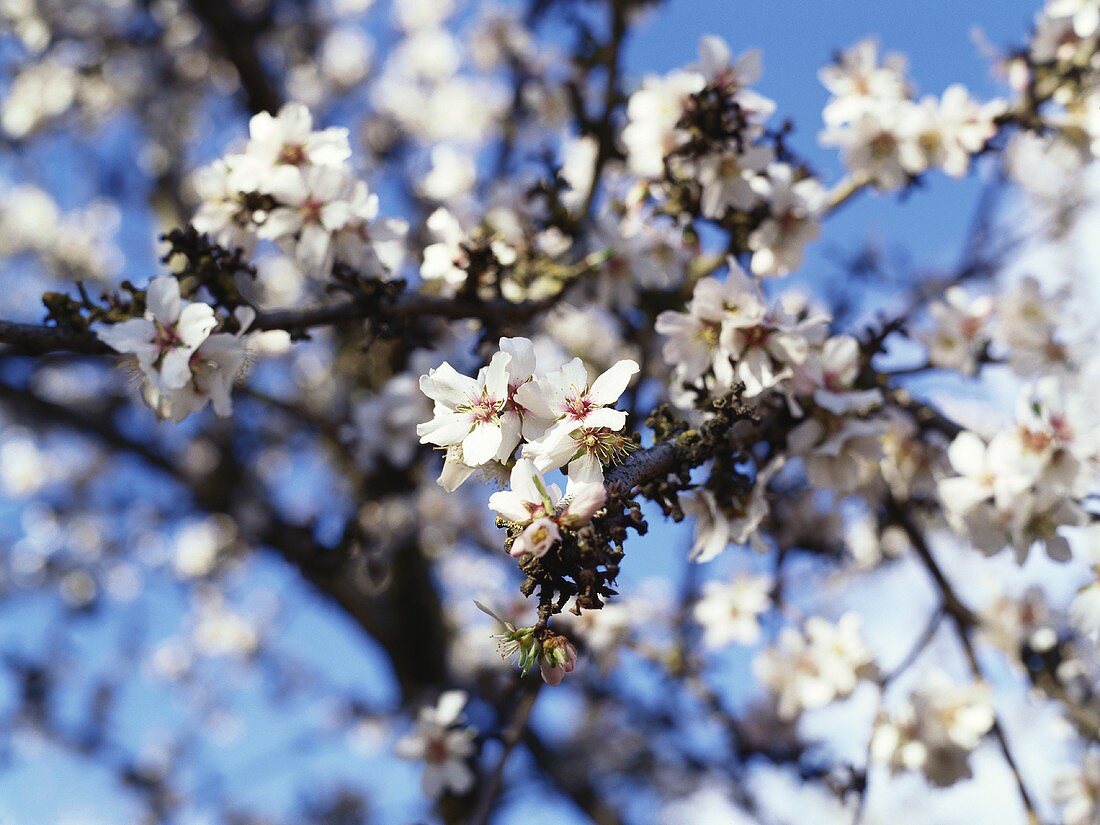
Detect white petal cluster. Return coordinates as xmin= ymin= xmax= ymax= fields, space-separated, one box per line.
xmin=871 ymin=672 xmax=995 ymax=787
xmin=417 ymin=336 xmax=639 ymax=490
xmin=746 ymin=163 xmax=826 ymax=277
xmin=938 ymin=376 xmax=1097 ymax=563
xmin=692 ymin=573 xmax=773 ymax=648
xmin=753 ymin=612 xmax=873 ymax=719
xmin=683 ymin=457 xmax=785 ymax=562
xmin=786 ymin=335 xmax=887 ymax=493
xmin=394 ymin=690 xmax=477 ymax=798
xmin=1052 ymin=747 xmax=1100 ymax=825
xmin=488 ymin=459 xmax=606 ymax=560
xmin=192 ymin=102 xmax=407 ymax=278
xmin=919 ymin=286 xmax=994 ymax=375
xmin=820 ymin=39 xmax=1004 ymax=189
xmin=95 ymin=276 xmax=253 ymax=422
xmin=621 ymin=36 xmax=824 ymax=278
xmin=656 ymin=258 xmax=829 ymax=404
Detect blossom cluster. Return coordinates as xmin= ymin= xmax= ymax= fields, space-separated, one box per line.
xmin=192 ymin=102 xmax=407 ymax=278
xmin=938 ymin=376 xmax=1098 ymax=564
xmin=95 ymin=276 xmax=253 ymax=422
xmin=753 ymin=612 xmax=874 ymax=719
xmin=819 ymin=39 xmax=1004 ymax=189
xmin=871 ymin=672 xmax=995 ymax=787
xmin=622 ymin=36 xmax=825 ymax=277
xmin=417 ymin=337 xmax=636 ymax=562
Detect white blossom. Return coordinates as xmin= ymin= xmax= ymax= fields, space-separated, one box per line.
xmin=96 ymin=276 xmax=217 ymax=394
xmin=518 ymin=357 xmax=639 ymax=482
xmin=754 ymin=613 xmax=873 ymax=719
xmin=748 ymin=163 xmax=825 ymax=277
xmin=244 ymin=101 xmax=352 ymax=169
xmin=622 ymin=69 xmax=705 ymax=178
xmin=871 ymin=672 xmax=995 ymax=787
xmin=394 ymin=691 xmax=476 ymax=797
xmin=417 ymin=351 xmax=520 ymax=469
xmin=693 ymin=573 xmax=773 ymax=648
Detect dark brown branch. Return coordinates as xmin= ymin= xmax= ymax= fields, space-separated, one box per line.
xmin=468 ymin=679 xmax=542 ymax=825
xmin=0 ymin=293 xmax=554 ymax=356
xmin=0 ymin=320 xmax=112 ymax=356
xmin=185 ymin=0 xmax=283 ymax=115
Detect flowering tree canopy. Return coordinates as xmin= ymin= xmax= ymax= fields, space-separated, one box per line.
xmin=0 ymin=0 xmax=1099 ymax=822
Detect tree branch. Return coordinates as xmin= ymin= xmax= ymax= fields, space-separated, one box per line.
xmin=185 ymin=0 xmax=283 ymax=115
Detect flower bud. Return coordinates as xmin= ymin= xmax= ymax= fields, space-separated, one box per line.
xmin=560 ymin=481 xmax=607 ymax=526
xmin=510 ymin=517 xmax=561 ymax=559
xmin=539 ymin=633 xmax=577 ymax=686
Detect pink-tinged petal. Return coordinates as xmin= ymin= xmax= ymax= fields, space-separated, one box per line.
xmin=588 ymin=359 xmax=639 ymax=405
xmin=175 ymin=303 xmax=217 ymax=348
xmin=562 ymin=479 xmax=606 ymax=523
xmin=580 ymin=406 xmax=627 ymax=432
xmin=462 ymin=422 xmax=503 ymax=466
xmin=510 ymin=518 xmax=560 ymax=559
xmin=96 ymin=317 xmax=155 ymax=354
xmin=145 ymin=276 xmax=181 ymax=324
xmin=540 ymin=661 xmax=566 ymax=686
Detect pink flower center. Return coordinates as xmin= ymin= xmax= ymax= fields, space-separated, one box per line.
xmin=564 ymin=394 xmax=594 ymax=421
xmin=278 ymin=143 xmax=307 ymax=166
xmin=1049 ymin=414 xmax=1073 ymax=442
xmin=154 ymin=321 xmax=183 ymax=352
xmin=467 ymin=390 xmax=500 ymax=424
xmin=302 ymin=198 xmax=325 ymax=224
xmin=425 ymin=737 xmax=449 ymax=764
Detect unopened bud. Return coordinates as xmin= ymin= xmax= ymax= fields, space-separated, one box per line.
xmin=539 ymin=633 xmax=578 ymax=686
